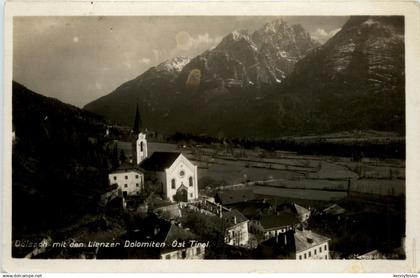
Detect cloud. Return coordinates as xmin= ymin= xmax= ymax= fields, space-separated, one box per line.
xmin=170 ymin=31 xmax=222 ymax=58
xmin=139 ymin=58 xmax=151 ymax=65
xmin=311 ymin=28 xmax=341 ymax=43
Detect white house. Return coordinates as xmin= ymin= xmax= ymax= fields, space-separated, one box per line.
xmin=137 ymin=133 xmax=198 ymax=202
xmin=223 ymin=209 xmax=249 ymax=247
xmin=294 ymin=229 xmax=330 ymax=260
xmin=108 ymin=163 xmax=144 ymax=198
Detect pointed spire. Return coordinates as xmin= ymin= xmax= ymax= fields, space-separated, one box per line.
xmin=132 ymin=103 xmax=142 ymax=134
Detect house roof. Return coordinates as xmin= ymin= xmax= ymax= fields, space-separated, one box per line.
xmin=222 ymin=209 xmax=248 ymax=227
xmin=259 ymin=212 xmax=298 ymax=230
xmin=163 ymin=224 xmax=198 ymax=246
xmin=139 ymin=152 xmax=181 ymax=171
xmin=324 ymin=204 xmax=346 ymax=215
xmin=293 ymin=203 xmax=310 ymax=216
xmin=110 ymin=162 xmax=144 ymax=174
xmin=216 ymin=189 xmax=256 ymax=205
xmin=294 ymin=229 xmax=330 ymax=253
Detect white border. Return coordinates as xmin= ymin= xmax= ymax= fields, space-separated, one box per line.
xmin=3 ymin=0 xmax=420 ymax=273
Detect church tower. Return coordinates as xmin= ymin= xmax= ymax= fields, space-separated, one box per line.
xmin=136 ymin=133 xmax=148 ymax=164
xmin=131 ymin=104 xmax=148 ymax=164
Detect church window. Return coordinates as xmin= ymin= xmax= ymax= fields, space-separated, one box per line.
xmin=171 ymin=179 xmax=176 ymax=189
xmin=140 ymin=142 xmax=144 ymax=152
xmin=179 ymin=170 xmax=185 ymax=177
xmin=189 ymin=176 xmax=193 ymax=187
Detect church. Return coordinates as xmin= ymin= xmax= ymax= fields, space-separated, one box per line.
xmin=123 ymin=105 xmax=199 ymax=202
xmin=133 ymin=132 xmax=199 ymax=202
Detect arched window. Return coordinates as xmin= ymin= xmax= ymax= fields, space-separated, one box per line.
xmin=189 ymin=176 xmax=193 ymax=187
xmin=140 ymin=141 xmax=144 ymax=152
xmin=171 ymin=179 xmax=176 ymax=189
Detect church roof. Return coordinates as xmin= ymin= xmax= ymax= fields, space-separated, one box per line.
xmin=139 ymin=152 xmax=181 ymax=171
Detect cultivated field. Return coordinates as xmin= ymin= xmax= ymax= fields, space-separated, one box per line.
xmin=117 ymin=141 xmax=405 ymax=201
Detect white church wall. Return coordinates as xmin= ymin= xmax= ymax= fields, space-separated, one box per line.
xmin=164 ymin=154 xmax=198 ymax=202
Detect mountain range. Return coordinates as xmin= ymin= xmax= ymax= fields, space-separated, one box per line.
xmin=84 ymin=16 xmax=405 ymax=138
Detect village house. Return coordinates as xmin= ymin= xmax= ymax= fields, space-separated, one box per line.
xmin=160 ymin=224 xmax=205 ymax=260
xmin=108 ymin=163 xmax=144 ymax=198
xmin=257 ymin=212 xmax=299 ymax=240
xmin=294 ymin=229 xmax=330 ymax=260
xmin=223 ymin=209 xmax=250 ymax=247
xmin=127 ymin=216 xmax=205 ymax=260
xmin=278 ymin=202 xmax=311 ymax=223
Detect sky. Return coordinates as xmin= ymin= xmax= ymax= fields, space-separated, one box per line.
xmin=13 ymin=16 xmax=348 ymax=107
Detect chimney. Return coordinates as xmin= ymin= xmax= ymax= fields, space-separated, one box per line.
xmin=306 ymin=230 xmax=313 ymax=243
xmin=154 ymin=226 xmax=160 ymax=235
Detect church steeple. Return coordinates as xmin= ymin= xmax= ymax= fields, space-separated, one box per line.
xmin=132 ymin=103 xmax=142 ymax=134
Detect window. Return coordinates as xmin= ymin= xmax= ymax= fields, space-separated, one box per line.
xmin=190 ymin=193 xmax=193 ymax=198
xmin=324 ymin=245 xmax=327 ymax=251
xmin=113 ymin=176 xmax=117 ymax=181
xmin=314 ymin=249 xmax=317 ymax=255
xmin=136 ymin=183 xmax=139 ymax=187
xmin=304 ymin=253 xmax=307 ymax=259
xmin=179 ymin=170 xmax=185 ymax=177
xmin=197 ymin=247 xmax=201 ymax=255
xmin=189 ymin=176 xmax=193 ymax=187
xmin=319 ymin=247 xmax=322 ymax=253
xmin=325 ymin=255 xmax=328 ymax=259
xmin=140 ymin=142 xmax=144 ymax=152
xmin=298 ymin=255 xmax=302 ymax=260
xmin=308 ymin=251 xmax=311 ymax=257
xmin=125 ymin=175 xmax=128 ymax=180
xmin=124 ymin=184 xmax=128 ymax=188
xmin=171 ymin=179 xmax=176 ymax=189
xmin=135 ymin=175 xmax=139 ymax=179
xmin=165 ymin=254 xmax=170 ymax=260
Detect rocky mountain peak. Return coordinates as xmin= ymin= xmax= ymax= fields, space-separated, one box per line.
xmin=155 ymin=56 xmax=191 ymax=73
